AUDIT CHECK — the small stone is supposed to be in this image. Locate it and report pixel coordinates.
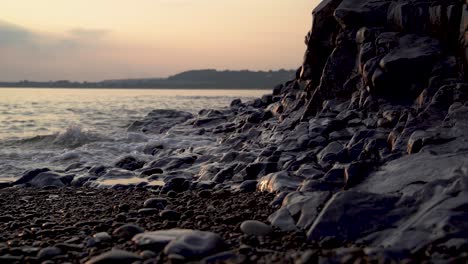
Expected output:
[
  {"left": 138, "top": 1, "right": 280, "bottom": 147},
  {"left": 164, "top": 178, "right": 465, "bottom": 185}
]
[
  {"left": 160, "top": 210, "right": 181, "bottom": 221},
  {"left": 132, "top": 229, "right": 193, "bottom": 251},
  {"left": 167, "top": 191, "right": 178, "bottom": 198},
  {"left": 112, "top": 224, "right": 144, "bottom": 240},
  {"left": 240, "top": 220, "right": 273, "bottom": 236},
  {"left": 138, "top": 208, "right": 159, "bottom": 215},
  {"left": 164, "top": 231, "right": 226, "bottom": 259},
  {"left": 37, "top": 246, "right": 62, "bottom": 259},
  {"left": 93, "top": 232, "right": 112, "bottom": 243},
  {"left": 143, "top": 197, "right": 168, "bottom": 209},
  {"left": 85, "top": 249, "right": 141, "bottom": 264}
]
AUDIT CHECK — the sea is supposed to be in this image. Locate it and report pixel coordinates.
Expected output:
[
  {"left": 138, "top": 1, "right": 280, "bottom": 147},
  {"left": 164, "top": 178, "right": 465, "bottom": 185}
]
[{"left": 0, "top": 88, "right": 268, "bottom": 183}]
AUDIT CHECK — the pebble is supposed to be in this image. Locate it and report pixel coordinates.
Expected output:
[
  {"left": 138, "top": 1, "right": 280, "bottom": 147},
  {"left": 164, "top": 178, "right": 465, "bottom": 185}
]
[
  {"left": 240, "top": 220, "right": 273, "bottom": 236},
  {"left": 132, "top": 229, "right": 193, "bottom": 251},
  {"left": 164, "top": 231, "right": 226, "bottom": 259},
  {"left": 143, "top": 197, "right": 168, "bottom": 209},
  {"left": 93, "top": 232, "right": 112, "bottom": 243},
  {"left": 112, "top": 224, "right": 144, "bottom": 240},
  {"left": 160, "top": 210, "right": 181, "bottom": 221},
  {"left": 37, "top": 246, "right": 62, "bottom": 259},
  {"left": 85, "top": 249, "right": 141, "bottom": 264}
]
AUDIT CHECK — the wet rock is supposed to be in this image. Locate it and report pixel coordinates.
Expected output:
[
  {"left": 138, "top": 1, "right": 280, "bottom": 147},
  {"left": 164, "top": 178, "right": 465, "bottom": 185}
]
[
  {"left": 128, "top": 109, "right": 193, "bottom": 134},
  {"left": 267, "top": 208, "right": 298, "bottom": 232},
  {"left": 114, "top": 156, "right": 145, "bottom": 171},
  {"left": 132, "top": 229, "right": 193, "bottom": 251},
  {"left": 258, "top": 171, "right": 301, "bottom": 193},
  {"left": 240, "top": 220, "right": 273, "bottom": 236},
  {"left": 317, "top": 142, "right": 345, "bottom": 163},
  {"left": 14, "top": 168, "right": 50, "bottom": 185},
  {"left": 29, "top": 172, "right": 65, "bottom": 187},
  {"left": 164, "top": 231, "right": 226, "bottom": 259},
  {"left": 237, "top": 180, "right": 258, "bottom": 193},
  {"left": 37, "top": 246, "right": 62, "bottom": 259},
  {"left": 160, "top": 210, "right": 181, "bottom": 221},
  {"left": 143, "top": 197, "right": 168, "bottom": 209},
  {"left": 93, "top": 232, "right": 112, "bottom": 243},
  {"left": 139, "top": 167, "right": 163, "bottom": 176},
  {"left": 85, "top": 249, "right": 141, "bottom": 264},
  {"left": 307, "top": 191, "right": 402, "bottom": 243},
  {"left": 113, "top": 224, "right": 144, "bottom": 240}
]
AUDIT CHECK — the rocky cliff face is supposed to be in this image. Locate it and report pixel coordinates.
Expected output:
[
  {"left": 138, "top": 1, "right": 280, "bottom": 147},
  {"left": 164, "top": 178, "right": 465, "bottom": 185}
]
[{"left": 266, "top": 0, "right": 468, "bottom": 256}]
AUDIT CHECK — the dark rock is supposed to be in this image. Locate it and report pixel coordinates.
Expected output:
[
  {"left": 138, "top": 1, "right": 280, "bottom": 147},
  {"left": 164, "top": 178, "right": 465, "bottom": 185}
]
[
  {"left": 240, "top": 220, "right": 273, "bottom": 236},
  {"left": 37, "top": 246, "right": 62, "bottom": 259},
  {"left": 164, "top": 231, "right": 226, "bottom": 259},
  {"left": 160, "top": 210, "right": 181, "bottom": 221},
  {"left": 237, "top": 180, "right": 258, "bottom": 193},
  {"left": 132, "top": 229, "right": 193, "bottom": 251},
  {"left": 307, "top": 191, "right": 403, "bottom": 243},
  {"left": 128, "top": 109, "right": 193, "bottom": 134},
  {"left": 112, "top": 224, "right": 144, "bottom": 240},
  {"left": 115, "top": 156, "right": 145, "bottom": 171},
  {"left": 139, "top": 167, "right": 163, "bottom": 176},
  {"left": 14, "top": 168, "right": 50, "bottom": 185},
  {"left": 85, "top": 249, "right": 141, "bottom": 264}
]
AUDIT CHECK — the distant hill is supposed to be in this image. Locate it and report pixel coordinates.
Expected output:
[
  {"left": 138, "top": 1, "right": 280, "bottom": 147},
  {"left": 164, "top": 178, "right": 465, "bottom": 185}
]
[{"left": 0, "top": 69, "right": 296, "bottom": 89}]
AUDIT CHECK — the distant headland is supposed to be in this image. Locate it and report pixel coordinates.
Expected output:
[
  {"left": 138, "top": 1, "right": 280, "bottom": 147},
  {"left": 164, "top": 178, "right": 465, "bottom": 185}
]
[{"left": 0, "top": 69, "right": 296, "bottom": 89}]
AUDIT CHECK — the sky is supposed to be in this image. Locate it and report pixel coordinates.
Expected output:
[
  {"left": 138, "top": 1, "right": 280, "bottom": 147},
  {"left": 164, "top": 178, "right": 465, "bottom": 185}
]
[{"left": 0, "top": 0, "right": 318, "bottom": 81}]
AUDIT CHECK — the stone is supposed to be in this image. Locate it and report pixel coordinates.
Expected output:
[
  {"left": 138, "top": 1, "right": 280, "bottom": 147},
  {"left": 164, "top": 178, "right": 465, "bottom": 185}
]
[
  {"left": 143, "top": 197, "right": 168, "bottom": 209},
  {"left": 317, "top": 141, "right": 344, "bottom": 163},
  {"left": 114, "top": 156, "right": 145, "bottom": 171},
  {"left": 127, "top": 109, "right": 193, "bottom": 134},
  {"left": 37, "top": 246, "right": 62, "bottom": 259},
  {"left": 14, "top": 168, "right": 50, "bottom": 185},
  {"left": 160, "top": 210, "right": 181, "bottom": 221},
  {"left": 85, "top": 249, "right": 141, "bottom": 264},
  {"left": 240, "top": 220, "right": 273, "bottom": 236},
  {"left": 307, "top": 191, "right": 402, "bottom": 243},
  {"left": 267, "top": 208, "right": 298, "bottom": 232},
  {"left": 29, "top": 172, "right": 65, "bottom": 187},
  {"left": 132, "top": 229, "right": 193, "bottom": 251},
  {"left": 164, "top": 231, "right": 226, "bottom": 259},
  {"left": 237, "top": 180, "right": 258, "bottom": 193},
  {"left": 93, "top": 232, "right": 112, "bottom": 243},
  {"left": 257, "top": 171, "right": 301, "bottom": 193},
  {"left": 112, "top": 224, "right": 144, "bottom": 240}
]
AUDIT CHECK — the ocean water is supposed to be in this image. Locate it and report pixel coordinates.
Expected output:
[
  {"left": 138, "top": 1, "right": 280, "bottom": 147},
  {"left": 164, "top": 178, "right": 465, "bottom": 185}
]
[{"left": 0, "top": 88, "right": 267, "bottom": 182}]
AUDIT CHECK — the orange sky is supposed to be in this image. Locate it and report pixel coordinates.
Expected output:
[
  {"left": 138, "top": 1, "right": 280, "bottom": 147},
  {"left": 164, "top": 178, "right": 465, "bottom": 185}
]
[{"left": 0, "top": 0, "right": 318, "bottom": 81}]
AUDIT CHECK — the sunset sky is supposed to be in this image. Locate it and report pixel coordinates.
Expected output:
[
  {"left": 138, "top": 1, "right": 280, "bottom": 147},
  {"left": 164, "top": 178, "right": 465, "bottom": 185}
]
[{"left": 0, "top": 0, "right": 318, "bottom": 81}]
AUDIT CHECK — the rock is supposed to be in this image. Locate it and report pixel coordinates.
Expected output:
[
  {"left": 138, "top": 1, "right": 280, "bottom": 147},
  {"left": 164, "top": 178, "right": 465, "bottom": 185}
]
[
  {"left": 160, "top": 210, "right": 181, "bottom": 221},
  {"left": 267, "top": 208, "right": 298, "bottom": 232},
  {"left": 93, "top": 232, "right": 112, "bottom": 243},
  {"left": 317, "top": 142, "right": 344, "bottom": 163},
  {"left": 37, "top": 246, "right": 62, "bottom": 259},
  {"left": 114, "top": 156, "right": 145, "bottom": 171},
  {"left": 29, "top": 172, "right": 65, "bottom": 187},
  {"left": 240, "top": 220, "right": 273, "bottom": 236},
  {"left": 112, "top": 224, "right": 144, "bottom": 240},
  {"left": 307, "top": 191, "right": 403, "bottom": 243},
  {"left": 143, "top": 197, "right": 168, "bottom": 209},
  {"left": 132, "top": 229, "right": 193, "bottom": 251},
  {"left": 14, "top": 168, "right": 50, "bottom": 185},
  {"left": 127, "top": 109, "right": 193, "bottom": 134},
  {"left": 237, "top": 180, "right": 258, "bottom": 193},
  {"left": 164, "top": 231, "right": 226, "bottom": 259},
  {"left": 258, "top": 171, "right": 302, "bottom": 193},
  {"left": 161, "top": 177, "right": 190, "bottom": 193},
  {"left": 139, "top": 167, "right": 163, "bottom": 176},
  {"left": 85, "top": 249, "right": 141, "bottom": 264}
]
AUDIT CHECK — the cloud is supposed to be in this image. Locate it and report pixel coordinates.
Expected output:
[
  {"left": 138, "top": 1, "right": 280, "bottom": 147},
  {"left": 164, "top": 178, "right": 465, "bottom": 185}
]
[
  {"left": 0, "top": 21, "right": 35, "bottom": 46},
  {"left": 69, "top": 28, "right": 110, "bottom": 39}
]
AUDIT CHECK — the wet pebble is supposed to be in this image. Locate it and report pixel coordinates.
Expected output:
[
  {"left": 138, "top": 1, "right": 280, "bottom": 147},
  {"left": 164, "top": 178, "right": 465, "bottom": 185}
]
[{"left": 240, "top": 220, "right": 273, "bottom": 236}]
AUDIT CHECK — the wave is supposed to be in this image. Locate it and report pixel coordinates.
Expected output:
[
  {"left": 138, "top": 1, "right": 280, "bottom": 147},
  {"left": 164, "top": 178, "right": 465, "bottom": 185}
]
[{"left": 2, "top": 125, "right": 104, "bottom": 149}]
